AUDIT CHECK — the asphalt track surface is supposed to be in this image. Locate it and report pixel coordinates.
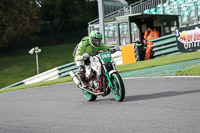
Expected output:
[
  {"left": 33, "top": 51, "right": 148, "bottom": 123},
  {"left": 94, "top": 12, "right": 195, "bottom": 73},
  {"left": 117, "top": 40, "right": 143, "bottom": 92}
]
[{"left": 0, "top": 77, "right": 200, "bottom": 133}]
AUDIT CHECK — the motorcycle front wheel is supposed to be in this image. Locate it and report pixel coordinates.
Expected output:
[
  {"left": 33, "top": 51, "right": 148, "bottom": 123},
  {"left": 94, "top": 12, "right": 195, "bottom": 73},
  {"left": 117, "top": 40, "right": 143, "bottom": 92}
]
[
  {"left": 111, "top": 73, "right": 125, "bottom": 102},
  {"left": 83, "top": 89, "right": 97, "bottom": 101}
]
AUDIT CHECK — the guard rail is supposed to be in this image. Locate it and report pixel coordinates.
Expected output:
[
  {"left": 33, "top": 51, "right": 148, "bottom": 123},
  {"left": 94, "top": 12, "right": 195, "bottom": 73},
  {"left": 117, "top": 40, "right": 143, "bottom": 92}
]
[{"left": 152, "top": 34, "right": 181, "bottom": 58}]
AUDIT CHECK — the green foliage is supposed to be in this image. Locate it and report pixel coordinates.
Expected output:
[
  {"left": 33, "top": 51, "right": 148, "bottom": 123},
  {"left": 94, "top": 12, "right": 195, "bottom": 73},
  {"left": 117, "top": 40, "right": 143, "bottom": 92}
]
[
  {"left": 0, "top": 0, "right": 139, "bottom": 48},
  {"left": 0, "top": 0, "right": 98, "bottom": 48},
  {"left": 0, "top": 0, "right": 41, "bottom": 47},
  {"left": 40, "top": 0, "right": 98, "bottom": 34}
]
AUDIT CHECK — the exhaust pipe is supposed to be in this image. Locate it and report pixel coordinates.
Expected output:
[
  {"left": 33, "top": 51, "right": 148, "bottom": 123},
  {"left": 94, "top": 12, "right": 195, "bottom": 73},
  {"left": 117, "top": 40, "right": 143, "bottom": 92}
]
[
  {"left": 79, "top": 85, "right": 104, "bottom": 95},
  {"left": 69, "top": 71, "right": 80, "bottom": 86}
]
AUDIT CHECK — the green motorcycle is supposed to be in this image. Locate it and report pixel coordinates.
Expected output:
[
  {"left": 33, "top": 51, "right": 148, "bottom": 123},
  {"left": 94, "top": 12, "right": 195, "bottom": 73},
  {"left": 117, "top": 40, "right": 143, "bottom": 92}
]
[{"left": 69, "top": 50, "right": 125, "bottom": 102}]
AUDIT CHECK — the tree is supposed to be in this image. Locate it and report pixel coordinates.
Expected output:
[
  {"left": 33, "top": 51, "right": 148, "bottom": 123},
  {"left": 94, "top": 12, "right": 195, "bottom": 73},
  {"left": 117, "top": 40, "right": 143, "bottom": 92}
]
[
  {"left": 0, "top": 0, "right": 99, "bottom": 48},
  {"left": 0, "top": 0, "right": 41, "bottom": 47},
  {"left": 40, "top": 0, "right": 98, "bottom": 34}
]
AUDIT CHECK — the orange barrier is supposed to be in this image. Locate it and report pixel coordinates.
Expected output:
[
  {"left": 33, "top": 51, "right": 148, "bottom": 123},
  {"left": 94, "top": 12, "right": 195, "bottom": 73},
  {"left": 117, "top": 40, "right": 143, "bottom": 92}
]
[{"left": 121, "top": 44, "right": 136, "bottom": 64}]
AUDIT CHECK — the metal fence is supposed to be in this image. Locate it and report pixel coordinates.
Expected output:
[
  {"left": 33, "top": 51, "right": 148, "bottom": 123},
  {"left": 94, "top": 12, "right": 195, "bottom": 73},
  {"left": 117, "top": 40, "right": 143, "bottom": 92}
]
[
  {"left": 88, "top": 0, "right": 200, "bottom": 45},
  {"left": 89, "top": 0, "right": 200, "bottom": 27},
  {"left": 129, "top": 0, "right": 167, "bottom": 14}
]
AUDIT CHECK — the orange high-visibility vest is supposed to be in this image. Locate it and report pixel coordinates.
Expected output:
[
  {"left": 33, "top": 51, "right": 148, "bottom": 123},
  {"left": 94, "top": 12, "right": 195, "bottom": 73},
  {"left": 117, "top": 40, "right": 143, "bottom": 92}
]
[
  {"left": 154, "top": 29, "right": 159, "bottom": 39},
  {"left": 144, "top": 29, "right": 159, "bottom": 60},
  {"left": 145, "top": 31, "right": 154, "bottom": 60},
  {"left": 145, "top": 45, "right": 153, "bottom": 60},
  {"left": 144, "top": 30, "right": 149, "bottom": 40},
  {"left": 146, "top": 31, "right": 154, "bottom": 45}
]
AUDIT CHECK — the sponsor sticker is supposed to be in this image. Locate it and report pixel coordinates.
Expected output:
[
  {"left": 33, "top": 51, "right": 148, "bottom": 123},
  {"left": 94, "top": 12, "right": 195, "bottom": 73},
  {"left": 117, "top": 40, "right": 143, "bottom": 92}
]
[
  {"left": 176, "top": 24, "right": 200, "bottom": 52},
  {"left": 100, "top": 52, "right": 112, "bottom": 62}
]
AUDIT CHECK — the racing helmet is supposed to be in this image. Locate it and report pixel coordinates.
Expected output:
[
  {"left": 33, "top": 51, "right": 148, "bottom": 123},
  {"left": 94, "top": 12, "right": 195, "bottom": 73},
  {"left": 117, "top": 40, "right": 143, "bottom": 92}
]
[{"left": 89, "top": 31, "right": 102, "bottom": 48}]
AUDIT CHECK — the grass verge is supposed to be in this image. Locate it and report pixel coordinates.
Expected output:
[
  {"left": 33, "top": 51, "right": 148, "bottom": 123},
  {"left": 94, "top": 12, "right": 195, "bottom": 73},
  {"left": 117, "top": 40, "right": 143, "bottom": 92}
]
[
  {"left": 176, "top": 64, "right": 200, "bottom": 76},
  {"left": 0, "top": 77, "right": 72, "bottom": 93},
  {"left": 117, "top": 51, "right": 200, "bottom": 73}
]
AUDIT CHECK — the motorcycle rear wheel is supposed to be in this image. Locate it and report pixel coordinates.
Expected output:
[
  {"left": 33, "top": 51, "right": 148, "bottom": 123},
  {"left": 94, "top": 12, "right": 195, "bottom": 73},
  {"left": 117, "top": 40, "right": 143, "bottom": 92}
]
[
  {"left": 111, "top": 73, "right": 125, "bottom": 102},
  {"left": 83, "top": 89, "right": 97, "bottom": 101}
]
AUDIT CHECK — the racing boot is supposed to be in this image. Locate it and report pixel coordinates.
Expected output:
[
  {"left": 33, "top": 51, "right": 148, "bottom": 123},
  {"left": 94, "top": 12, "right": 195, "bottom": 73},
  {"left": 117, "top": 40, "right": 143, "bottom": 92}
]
[
  {"left": 79, "top": 74, "right": 88, "bottom": 88},
  {"left": 78, "top": 65, "right": 88, "bottom": 88}
]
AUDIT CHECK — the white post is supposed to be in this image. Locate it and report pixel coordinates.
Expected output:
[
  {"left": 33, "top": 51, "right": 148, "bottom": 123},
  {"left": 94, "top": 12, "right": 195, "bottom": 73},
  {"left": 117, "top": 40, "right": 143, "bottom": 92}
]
[
  {"left": 98, "top": 0, "right": 105, "bottom": 43},
  {"left": 29, "top": 47, "right": 41, "bottom": 75},
  {"left": 36, "top": 52, "right": 39, "bottom": 74}
]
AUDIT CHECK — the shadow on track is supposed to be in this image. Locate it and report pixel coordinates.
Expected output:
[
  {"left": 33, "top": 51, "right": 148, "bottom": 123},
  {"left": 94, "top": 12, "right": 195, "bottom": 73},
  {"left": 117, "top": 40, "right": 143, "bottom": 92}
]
[
  {"left": 125, "top": 89, "right": 200, "bottom": 102},
  {"left": 98, "top": 89, "right": 200, "bottom": 102}
]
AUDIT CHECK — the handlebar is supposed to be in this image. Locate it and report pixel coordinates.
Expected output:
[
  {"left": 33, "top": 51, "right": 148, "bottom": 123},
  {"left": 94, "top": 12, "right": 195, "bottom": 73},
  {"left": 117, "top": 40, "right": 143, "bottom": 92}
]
[{"left": 90, "top": 49, "right": 121, "bottom": 56}]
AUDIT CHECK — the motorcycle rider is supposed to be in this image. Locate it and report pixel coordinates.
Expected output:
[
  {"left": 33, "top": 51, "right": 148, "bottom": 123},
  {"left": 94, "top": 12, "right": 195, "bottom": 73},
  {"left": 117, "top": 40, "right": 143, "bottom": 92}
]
[{"left": 74, "top": 30, "right": 120, "bottom": 87}]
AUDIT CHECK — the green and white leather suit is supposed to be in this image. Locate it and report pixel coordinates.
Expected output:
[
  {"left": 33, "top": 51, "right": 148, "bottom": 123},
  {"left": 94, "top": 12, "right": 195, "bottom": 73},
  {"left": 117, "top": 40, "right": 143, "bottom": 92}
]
[{"left": 74, "top": 36, "right": 109, "bottom": 63}]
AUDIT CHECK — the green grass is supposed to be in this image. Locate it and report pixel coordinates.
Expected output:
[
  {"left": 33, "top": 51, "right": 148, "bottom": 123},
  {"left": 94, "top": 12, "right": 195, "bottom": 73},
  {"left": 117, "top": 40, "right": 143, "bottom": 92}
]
[
  {"left": 176, "top": 64, "right": 200, "bottom": 76},
  {"left": 0, "top": 43, "right": 76, "bottom": 88},
  {"left": 117, "top": 51, "right": 200, "bottom": 73}
]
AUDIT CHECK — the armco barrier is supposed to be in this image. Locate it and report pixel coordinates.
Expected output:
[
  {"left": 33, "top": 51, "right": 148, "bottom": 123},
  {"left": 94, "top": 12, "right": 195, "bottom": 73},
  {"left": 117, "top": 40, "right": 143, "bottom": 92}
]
[
  {"left": 57, "top": 62, "right": 78, "bottom": 78},
  {"left": 23, "top": 68, "right": 59, "bottom": 84},
  {"left": 0, "top": 63, "right": 77, "bottom": 90},
  {"left": 152, "top": 34, "right": 181, "bottom": 58}
]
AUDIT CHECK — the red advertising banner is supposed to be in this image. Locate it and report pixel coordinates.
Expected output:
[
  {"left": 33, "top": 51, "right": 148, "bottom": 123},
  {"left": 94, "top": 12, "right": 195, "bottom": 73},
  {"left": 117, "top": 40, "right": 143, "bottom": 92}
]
[{"left": 175, "top": 24, "right": 200, "bottom": 52}]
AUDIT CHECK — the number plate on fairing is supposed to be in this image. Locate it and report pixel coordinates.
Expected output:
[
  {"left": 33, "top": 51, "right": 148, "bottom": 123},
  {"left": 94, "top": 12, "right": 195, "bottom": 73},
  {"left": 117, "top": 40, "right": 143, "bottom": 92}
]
[{"left": 100, "top": 52, "right": 112, "bottom": 63}]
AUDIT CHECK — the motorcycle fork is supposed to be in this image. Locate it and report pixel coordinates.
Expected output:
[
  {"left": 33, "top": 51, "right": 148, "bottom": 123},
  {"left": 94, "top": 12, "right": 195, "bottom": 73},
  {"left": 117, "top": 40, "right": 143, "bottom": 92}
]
[
  {"left": 102, "top": 76, "right": 106, "bottom": 93},
  {"left": 99, "top": 76, "right": 102, "bottom": 92},
  {"left": 105, "top": 72, "right": 114, "bottom": 88},
  {"left": 102, "top": 64, "right": 114, "bottom": 89}
]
